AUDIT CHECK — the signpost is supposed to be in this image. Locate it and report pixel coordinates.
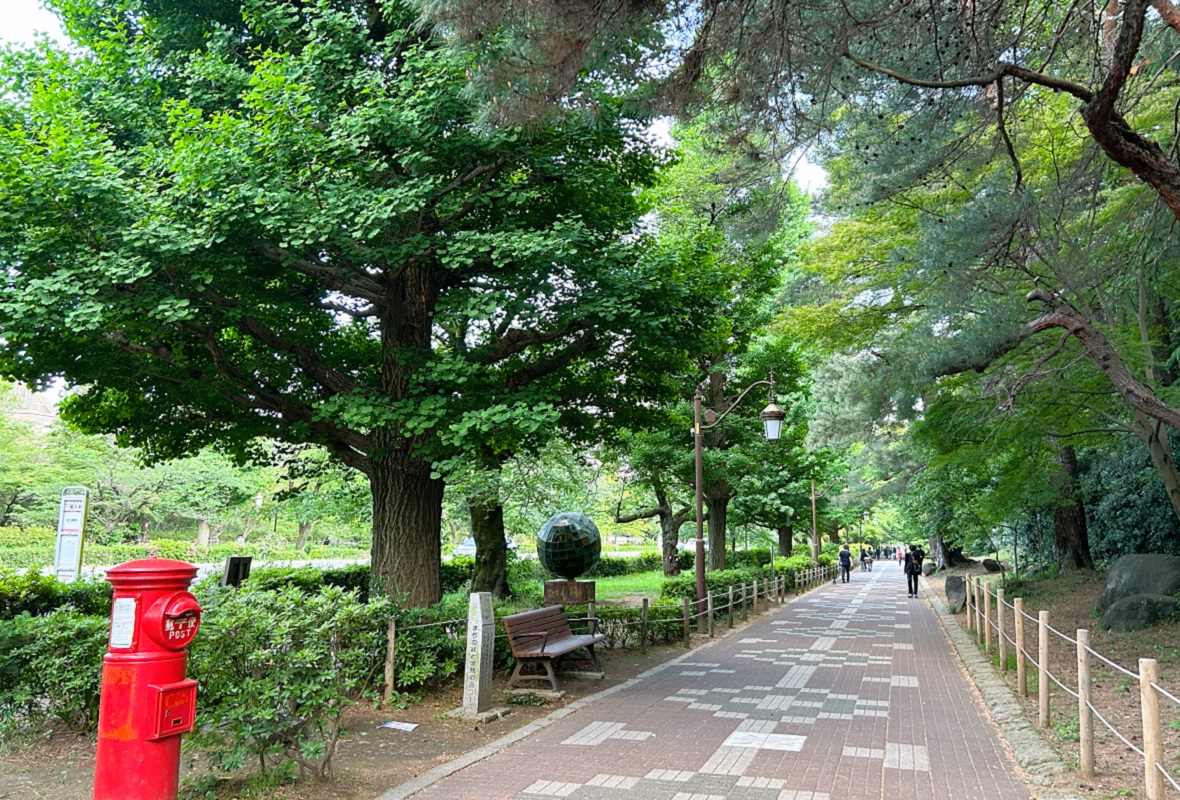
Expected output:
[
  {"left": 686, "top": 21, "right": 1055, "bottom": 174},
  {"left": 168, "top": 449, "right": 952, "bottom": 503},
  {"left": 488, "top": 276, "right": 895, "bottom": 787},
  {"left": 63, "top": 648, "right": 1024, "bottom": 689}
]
[
  {"left": 462, "top": 592, "right": 495, "bottom": 716},
  {"left": 53, "top": 486, "right": 89, "bottom": 583}
]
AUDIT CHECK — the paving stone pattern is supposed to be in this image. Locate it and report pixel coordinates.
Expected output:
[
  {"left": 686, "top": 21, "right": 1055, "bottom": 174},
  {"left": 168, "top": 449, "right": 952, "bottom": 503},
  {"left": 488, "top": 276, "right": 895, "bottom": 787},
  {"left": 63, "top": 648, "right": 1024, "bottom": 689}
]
[{"left": 406, "top": 566, "right": 1030, "bottom": 800}]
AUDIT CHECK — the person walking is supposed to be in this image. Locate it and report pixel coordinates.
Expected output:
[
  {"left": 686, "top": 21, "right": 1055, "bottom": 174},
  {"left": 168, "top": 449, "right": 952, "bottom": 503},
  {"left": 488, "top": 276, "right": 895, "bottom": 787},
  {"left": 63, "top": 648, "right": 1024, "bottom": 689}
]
[
  {"left": 904, "top": 544, "right": 923, "bottom": 597},
  {"left": 839, "top": 545, "right": 853, "bottom": 584},
  {"left": 859, "top": 547, "right": 868, "bottom": 571}
]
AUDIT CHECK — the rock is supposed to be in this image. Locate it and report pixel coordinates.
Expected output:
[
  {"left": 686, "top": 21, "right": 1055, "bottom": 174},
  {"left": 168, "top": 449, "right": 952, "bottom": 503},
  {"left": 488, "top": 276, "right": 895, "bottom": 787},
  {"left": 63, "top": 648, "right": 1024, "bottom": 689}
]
[
  {"left": 921, "top": 562, "right": 935, "bottom": 576},
  {"left": 1095, "top": 554, "right": 1180, "bottom": 615},
  {"left": 982, "top": 558, "right": 1004, "bottom": 573},
  {"left": 1101, "top": 594, "right": 1179, "bottom": 632},
  {"left": 945, "top": 576, "right": 967, "bottom": 612}
]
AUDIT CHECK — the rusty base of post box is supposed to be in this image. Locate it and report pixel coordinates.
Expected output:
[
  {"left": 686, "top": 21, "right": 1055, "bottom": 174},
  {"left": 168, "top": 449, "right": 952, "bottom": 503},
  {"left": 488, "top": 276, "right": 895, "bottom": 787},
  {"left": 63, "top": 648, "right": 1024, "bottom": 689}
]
[{"left": 543, "top": 580, "right": 595, "bottom": 606}]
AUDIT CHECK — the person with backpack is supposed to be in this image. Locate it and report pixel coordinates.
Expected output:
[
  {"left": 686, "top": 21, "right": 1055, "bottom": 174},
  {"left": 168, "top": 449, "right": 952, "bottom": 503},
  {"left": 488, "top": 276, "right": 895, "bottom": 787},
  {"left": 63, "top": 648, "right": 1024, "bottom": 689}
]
[
  {"left": 904, "top": 544, "right": 924, "bottom": 597},
  {"left": 839, "top": 544, "right": 853, "bottom": 583}
]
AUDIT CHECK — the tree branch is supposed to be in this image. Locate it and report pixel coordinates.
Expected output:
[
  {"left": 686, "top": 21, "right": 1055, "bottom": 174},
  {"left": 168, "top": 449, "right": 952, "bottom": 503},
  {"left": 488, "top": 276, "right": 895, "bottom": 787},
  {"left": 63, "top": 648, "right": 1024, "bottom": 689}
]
[
  {"left": 254, "top": 243, "right": 385, "bottom": 305},
  {"left": 505, "top": 333, "right": 599, "bottom": 390},
  {"left": 201, "top": 289, "right": 359, "bottom": 396},
  {"left": 1154, "top": 0, "right": 1180, "bottom": 34},
  {"left": 841, "top": 48, "right": 1094, "bottom": 101},
  {"left": 1026, "top": 288, "right": 1180, "bottom": 431},
  {"left": 1089, "top": 0, "right": 1149, "bottom": 128}
]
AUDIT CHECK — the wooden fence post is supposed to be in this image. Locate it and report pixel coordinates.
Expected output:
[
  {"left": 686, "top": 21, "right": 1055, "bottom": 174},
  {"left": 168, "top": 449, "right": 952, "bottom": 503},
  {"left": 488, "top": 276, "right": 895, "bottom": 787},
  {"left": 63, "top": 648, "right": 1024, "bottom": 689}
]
[
  {"left": 984, "top": 585, "right": 992, "bottom": 653},
  {"left": 682, "top": 597, "right": 691, "bottom": 648},
  {"left": 707, "top": 592, "right": 715, "bottom": 638},
  {"left": 1077, "top": 629, "right": 1094, "bottom": 780},
  {"left": 1038, "top": 610, "right": 1050, "bottom": 728},
  {"left": 1015, "top": 597, "right": 1027, "bottom": 697},
  {"left": 1140, "top": 658, "right": 1165, "bottom": 800},
  {"left": 588, "top": 600, "right": 596, "bottom": 626},
  {"left": 741, "top": 582, "right": 748, "bottom": 621},
  {"left": 640, "top": 598, "right": 649, "bottom": 654},
  {"left": 966, "top": 576, "right": 974, "bottom": 626},
  {"left": 728, "top": 585, "right": 735, "bottom": 628},
  {"left": 975, "top": 580, "right": 984, "bottom": 645},
  {"left": 752, "top": 579, "right": 759, "bottom": 614},
  {"left": 997, "top": 588, "right": 1007, "bottom": 671},
  {"left": 382, "top": 618, "right": 397, "bottom": 705}
]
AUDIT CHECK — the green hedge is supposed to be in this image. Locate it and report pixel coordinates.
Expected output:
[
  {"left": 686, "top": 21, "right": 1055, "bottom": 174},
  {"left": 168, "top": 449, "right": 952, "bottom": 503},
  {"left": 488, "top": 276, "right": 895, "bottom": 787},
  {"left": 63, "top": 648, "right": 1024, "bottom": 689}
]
[
  {"left": 0, "top": 570, "right": 113, "bottom": 620},
  {"left": 0, "top": 526, "right": 56, "bottom": 549},
  {"left": 0, "top": 610, "right": 109, "bottom": 736},
  {"left": 0, "top": 539, "right": 367, "bottom": 569},
  {"left": 659, "top": 565, "right": 781, "bottom": 601}
]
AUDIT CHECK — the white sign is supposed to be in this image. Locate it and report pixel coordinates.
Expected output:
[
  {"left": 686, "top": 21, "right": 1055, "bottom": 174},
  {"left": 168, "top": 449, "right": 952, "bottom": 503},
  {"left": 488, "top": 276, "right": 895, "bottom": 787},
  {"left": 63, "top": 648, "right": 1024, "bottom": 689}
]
[
  {"left": 462, "top": 592, "right": 495, "bottom": 715},
  {"left": 53, "top": 487, "right": 89, "bottom": 583},
  {"left": 109, "top": 597, "right": 137, "bottom": 649}
]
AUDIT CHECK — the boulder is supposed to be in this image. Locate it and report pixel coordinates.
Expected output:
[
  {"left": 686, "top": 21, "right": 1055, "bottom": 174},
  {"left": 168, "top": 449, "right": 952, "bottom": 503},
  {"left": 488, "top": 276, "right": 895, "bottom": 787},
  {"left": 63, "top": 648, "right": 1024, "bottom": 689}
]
[
  {"left": 1095, "top": 554, "right": 1180, "bottom": 616},
  {"left": 945, "top": 576, "right": 967, "bottom": 612},
  {"left": 1101, "top": 594, "right": 1179, "bottom": 632},
  {"left": 982, "top": 558, "right": 1004, "bottom": 573},
  {"left": 921, "top": 562, "right": 935, "bottom": 577}
]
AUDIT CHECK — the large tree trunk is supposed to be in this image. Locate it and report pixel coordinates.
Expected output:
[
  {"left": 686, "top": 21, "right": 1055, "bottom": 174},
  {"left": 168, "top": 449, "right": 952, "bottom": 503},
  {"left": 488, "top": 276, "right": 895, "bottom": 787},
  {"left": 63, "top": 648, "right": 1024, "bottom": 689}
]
[
  {"left": 706, "top": 494, "right": 728, "bottom": 571},
  {"left": 370, "top": 454, "right": 444, "bottom": 607},
  {"left": 470, "top": 498, "right": 511, "bottom": 598},
  {"left": 777, "top": 524, "right": 793, "bottom": 557},
  {"left": 296, "top": 520, "right": 315, "bottom": 550},
  {"left": 196, "top": 519, "right": 210, "bottom": 548},
  {"left": 370, "top": 261, "right": 446, "bottom": 607},
  {"left": 932, "top": 536, "right": 969, "bottom": 569},
  {"left": 660, "top": 513, "right": 682, "bottom": 576},
  {"left": 1051, "top": 444, "right": 1094, "bottom": 571}
]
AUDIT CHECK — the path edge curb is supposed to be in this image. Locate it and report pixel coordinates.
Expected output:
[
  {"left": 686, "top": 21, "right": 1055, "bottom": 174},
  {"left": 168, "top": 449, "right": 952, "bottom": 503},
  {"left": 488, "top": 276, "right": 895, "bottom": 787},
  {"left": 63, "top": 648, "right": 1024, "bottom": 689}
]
[
  {"left": 374, "top": 587, "right": 810, "bottom": 800},
  {"left": 920, "top": 576, "right": 1081, "bottom": 800}
]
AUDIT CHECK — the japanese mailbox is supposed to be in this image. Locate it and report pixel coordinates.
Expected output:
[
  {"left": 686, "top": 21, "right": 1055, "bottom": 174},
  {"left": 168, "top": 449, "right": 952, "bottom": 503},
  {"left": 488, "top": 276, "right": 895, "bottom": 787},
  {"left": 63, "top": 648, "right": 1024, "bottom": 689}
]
[{"left": 94, "top": 558, "right": 201, "bottom": 800}]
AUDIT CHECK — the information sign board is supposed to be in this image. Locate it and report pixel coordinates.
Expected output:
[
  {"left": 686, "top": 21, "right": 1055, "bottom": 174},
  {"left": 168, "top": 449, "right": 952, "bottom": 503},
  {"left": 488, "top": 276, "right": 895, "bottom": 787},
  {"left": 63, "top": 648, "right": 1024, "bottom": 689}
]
[{"left": 53, "top": 486, "right": 90, "bottom": 583}]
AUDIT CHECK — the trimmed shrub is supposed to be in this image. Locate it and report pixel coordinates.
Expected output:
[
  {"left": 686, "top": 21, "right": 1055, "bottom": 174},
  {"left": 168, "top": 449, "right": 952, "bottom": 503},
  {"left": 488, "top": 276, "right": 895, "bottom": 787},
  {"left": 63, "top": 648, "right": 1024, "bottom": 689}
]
[
  {"left": 440, "top": 557, "right": 474, "bottom": 592},
  {"left": 0, "top": 570, "right": 113, "bottom": 620},
  {"left": 189, "top": 584, "right": 392, "bottom": 778},
  {"left": 0, "top": 610, "right": 109, "bottom": 736}
]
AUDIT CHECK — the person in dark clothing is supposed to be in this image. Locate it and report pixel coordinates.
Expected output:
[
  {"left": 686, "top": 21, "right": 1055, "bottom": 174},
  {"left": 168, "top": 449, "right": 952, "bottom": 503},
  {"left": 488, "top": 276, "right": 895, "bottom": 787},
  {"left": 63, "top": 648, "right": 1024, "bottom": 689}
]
[
  {"left": 904, "top": 544, "right": 924, "bottom": 597},
  {"left": 839, "top": 545, "right": 853, "bottom": 583}
]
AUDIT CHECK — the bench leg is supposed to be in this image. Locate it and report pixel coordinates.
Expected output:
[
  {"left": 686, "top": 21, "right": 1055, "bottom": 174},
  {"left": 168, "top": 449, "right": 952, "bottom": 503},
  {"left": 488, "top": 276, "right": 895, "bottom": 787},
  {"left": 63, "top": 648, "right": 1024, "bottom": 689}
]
[
  {"left": 587, "top": 644, "right": 602, "bottom": 672},
  {"left": 509, "top": 659, "right": 560, "bottom": 692}
]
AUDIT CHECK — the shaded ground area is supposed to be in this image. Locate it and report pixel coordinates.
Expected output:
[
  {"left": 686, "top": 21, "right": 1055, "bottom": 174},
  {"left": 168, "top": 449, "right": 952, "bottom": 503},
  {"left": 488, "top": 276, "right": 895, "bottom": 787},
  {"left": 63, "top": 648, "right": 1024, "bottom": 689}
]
[
  {"left": 0, "top": 644, "right": 687, "bottom": 800},
  {"left": 928, "top": 563, "right": 1180, "bottom": 800}
]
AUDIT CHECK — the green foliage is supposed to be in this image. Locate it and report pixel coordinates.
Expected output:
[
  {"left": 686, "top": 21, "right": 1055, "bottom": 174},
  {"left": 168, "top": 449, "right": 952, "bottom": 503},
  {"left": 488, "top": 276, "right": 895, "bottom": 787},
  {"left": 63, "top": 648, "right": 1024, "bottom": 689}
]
[
  {"left": 0, "top": 570, "right": 112, "bottom": 619},
  {"left": 0, "top": 610, "right": 108, "bottom": 736},
  {"left": 0, "top": 526, "right": 55, "bottom": 549},
  {"left": 440, "top": 557, "right": 475, "bottom": 593},
  {"left": 659, "top": 565, "right": 776, "bottom": 601},
  {"left": 189, "top": 584, "right": 391, "bottom": 778}
]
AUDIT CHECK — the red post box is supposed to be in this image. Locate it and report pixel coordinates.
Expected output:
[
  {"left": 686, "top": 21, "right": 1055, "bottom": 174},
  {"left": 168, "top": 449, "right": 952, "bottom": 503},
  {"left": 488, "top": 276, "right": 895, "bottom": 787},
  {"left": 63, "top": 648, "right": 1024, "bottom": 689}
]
[{"left": 94, "top": 558, "right": 201, "bottom": 800}]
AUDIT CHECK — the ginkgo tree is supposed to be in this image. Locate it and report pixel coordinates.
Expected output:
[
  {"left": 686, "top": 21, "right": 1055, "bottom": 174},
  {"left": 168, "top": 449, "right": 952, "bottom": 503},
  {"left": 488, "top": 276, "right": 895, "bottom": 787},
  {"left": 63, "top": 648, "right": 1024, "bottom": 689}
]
[{"left": 0, "top": 0, "right": 713, "bottom": 604}]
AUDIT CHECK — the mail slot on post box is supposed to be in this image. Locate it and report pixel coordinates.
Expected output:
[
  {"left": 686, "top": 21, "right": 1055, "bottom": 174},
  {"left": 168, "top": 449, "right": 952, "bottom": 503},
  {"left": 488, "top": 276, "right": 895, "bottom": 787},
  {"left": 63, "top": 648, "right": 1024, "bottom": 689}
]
[
  {"left": 150, "top": 679, "right": 198, "bottom": 739},
  {"left": 95, "top": 558, "right": 201, "bottom": 800}
]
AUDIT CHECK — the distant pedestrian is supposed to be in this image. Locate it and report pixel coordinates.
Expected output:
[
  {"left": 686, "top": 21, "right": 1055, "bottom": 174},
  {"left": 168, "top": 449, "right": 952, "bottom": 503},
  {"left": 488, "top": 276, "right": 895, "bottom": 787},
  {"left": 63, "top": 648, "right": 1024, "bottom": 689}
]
[
  {"left": 904, "top": 545, "right": 924, "bottom": 597},
  {"left": 839, "top": 545, "right": 852, "bottom": 583},
  {"left": 859, "top": 547, "right": 868, "bottom": 571}
]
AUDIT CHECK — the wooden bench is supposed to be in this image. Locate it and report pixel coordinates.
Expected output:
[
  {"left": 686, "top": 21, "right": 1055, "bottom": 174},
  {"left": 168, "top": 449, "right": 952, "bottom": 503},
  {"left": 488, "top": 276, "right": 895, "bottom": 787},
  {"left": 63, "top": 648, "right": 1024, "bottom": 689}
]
[{"left": 502, "top": 605, "right": 606, "bottom": 691}]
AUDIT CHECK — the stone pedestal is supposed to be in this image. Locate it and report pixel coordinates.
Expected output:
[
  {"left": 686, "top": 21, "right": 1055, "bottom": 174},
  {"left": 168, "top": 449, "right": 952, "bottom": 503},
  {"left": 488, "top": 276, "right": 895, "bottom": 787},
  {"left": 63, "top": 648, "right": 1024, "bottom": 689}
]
[{"left": 544, "top": 579, "right": 596, "bottom": 606}]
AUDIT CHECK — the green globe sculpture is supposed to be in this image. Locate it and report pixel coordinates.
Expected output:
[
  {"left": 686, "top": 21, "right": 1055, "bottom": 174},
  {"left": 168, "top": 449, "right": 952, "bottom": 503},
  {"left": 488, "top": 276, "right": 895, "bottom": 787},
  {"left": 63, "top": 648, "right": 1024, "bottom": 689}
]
[{"left": 537, "top": 512, "right": 602, "bottom": 580}]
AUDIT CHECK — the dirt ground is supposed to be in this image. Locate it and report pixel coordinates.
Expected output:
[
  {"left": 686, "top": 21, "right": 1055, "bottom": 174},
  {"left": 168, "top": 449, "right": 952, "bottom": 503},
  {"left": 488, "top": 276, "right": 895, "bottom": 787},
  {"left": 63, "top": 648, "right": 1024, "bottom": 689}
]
[
  {"left": 0, "top": 644, "right": 687, "bottom": 800},
  {"left": 927, "top": 563, "right": 1180, "bottom": 800}
]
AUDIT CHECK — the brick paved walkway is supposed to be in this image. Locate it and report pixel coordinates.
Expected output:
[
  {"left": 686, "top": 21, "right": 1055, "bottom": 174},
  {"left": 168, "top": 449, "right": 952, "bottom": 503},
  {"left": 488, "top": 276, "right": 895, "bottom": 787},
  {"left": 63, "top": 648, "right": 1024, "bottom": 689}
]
[{"left": 399, "top": 565, "right": 1031, "bottom": 800}]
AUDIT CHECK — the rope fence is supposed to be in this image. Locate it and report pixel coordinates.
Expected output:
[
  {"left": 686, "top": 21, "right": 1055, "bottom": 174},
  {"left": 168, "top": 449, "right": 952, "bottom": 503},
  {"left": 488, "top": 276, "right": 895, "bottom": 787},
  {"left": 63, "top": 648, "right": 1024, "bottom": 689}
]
[
  {"left": 962, "top": 574, "right": 1179, "bottom": 798},
  {"left": 383, "top": 567, "right": 831, "bottom": 703}
]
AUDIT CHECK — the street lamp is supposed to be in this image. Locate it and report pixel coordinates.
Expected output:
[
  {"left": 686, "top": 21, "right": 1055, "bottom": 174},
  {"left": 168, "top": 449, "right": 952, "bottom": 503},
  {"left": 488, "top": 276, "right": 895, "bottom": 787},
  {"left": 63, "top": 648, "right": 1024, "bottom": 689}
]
[{"left": 692, "top": 371, "right": 785, "bottom": 613}]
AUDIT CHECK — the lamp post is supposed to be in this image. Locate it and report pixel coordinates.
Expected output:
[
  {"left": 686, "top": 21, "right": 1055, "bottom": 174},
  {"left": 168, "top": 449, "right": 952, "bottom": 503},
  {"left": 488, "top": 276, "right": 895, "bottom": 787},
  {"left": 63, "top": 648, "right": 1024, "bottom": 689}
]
[{"left": 692, "top": 372, "right": 785, "bottom": 613}]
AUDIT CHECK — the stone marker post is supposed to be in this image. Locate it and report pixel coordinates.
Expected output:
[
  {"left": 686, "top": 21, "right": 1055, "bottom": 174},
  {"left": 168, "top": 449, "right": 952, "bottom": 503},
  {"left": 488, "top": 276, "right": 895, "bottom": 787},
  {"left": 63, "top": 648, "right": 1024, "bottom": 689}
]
[{"left": 463, "top": 592, "right": 495, "bottom": 716}]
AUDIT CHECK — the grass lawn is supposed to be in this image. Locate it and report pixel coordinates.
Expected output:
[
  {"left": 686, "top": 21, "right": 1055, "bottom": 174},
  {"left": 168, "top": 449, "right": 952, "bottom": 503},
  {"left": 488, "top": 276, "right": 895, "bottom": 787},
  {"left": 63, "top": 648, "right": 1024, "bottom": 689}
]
[{"left": 594, "top": 570, "right": 666, "bottom": 601}]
